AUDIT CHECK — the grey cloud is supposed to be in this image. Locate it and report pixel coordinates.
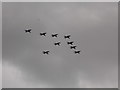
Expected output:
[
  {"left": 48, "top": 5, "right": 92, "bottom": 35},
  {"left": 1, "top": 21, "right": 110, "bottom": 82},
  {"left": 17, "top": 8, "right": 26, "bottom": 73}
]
[{"left": 2, "top": 2, "right": 118, "bottom": 88}]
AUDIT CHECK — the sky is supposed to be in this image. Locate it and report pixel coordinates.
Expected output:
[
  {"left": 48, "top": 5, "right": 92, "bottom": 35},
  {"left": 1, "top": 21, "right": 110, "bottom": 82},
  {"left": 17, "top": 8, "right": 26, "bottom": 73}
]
[
  {"left": 1, "top": 0, "right": 120, "bottom": 2},
  {"left": 0, "top": 1, "right": 2, "bottom": 89},
  {"left": 2, "top": 2, "right": 118, "bottom": 88}
]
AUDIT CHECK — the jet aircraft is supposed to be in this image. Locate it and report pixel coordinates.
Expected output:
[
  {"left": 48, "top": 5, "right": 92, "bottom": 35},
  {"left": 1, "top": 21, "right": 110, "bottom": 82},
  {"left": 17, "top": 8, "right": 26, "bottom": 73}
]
[
  {"left": 67, "top": 41, "right": 74, "bottom": 45},
  {"left": 52, "top": 34, "right": 58, "bottom": 37},
  {"left": 25, "top": 29, "right": 32, "bottom": 33},
  {"left": 54, "top": 42, "right": 61, "bottom": 46},
  {"left": 64, "top": 35, "right": 71, "bottom": 39},
  {"left": 74, "top": 50, "right": 81, "bottom": 54},
  {"left": 40, "top": 32, "right": 47, "bottom": 36},
  {"left": 43, "top": 50, "right": 49, "bottom": 55},
  {"left": 70, "top": 46, "right": 77, "bottom": 49}
]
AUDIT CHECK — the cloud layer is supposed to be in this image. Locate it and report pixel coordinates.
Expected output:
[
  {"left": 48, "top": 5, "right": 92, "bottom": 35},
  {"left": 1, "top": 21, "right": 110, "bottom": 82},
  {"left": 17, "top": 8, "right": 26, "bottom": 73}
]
[{"left": 2, "top": 2, "right": 118, "bottom": 88}]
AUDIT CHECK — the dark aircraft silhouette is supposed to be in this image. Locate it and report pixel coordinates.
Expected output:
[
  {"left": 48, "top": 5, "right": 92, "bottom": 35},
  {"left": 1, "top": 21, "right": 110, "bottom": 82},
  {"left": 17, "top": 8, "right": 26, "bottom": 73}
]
[
  {"left": 64, "top": 35, "right": 71, "bottom": 39},
  {"left": 43, "top": 50, "right": 49, "bottom": 55},
  {"left": 74, "top": 50, "right": 81, "bottom": 54},
  {"left": 52, "top": 34, "right": 58, "bottom": 37},
  {"left": 70, "top": 46, "right": 77, "bottom": 49},
  {"left": 25, "top": 29, "right": 32, "bottom": 33},
  {"left": 40, "top": 32, "right": 46, "bottom": 36},
  {"left": 67, "top": 41, "right": 74, "bottom": 45},
  {"left": 54, "top": 42, "right": 61, "bottom": 46}
]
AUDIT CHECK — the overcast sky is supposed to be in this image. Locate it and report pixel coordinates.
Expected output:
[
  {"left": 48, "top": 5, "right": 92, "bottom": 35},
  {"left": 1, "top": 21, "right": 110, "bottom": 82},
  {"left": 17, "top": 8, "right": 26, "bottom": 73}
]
[{"left": 2, "top": 2, "right": 118, "bottom": 88}]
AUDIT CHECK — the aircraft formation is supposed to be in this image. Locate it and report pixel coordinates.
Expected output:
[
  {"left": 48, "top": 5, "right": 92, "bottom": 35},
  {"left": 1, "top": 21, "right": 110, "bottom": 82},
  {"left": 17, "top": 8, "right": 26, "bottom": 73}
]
[{"left": 25, "top": 28, "right": 81, "bottom": 55}]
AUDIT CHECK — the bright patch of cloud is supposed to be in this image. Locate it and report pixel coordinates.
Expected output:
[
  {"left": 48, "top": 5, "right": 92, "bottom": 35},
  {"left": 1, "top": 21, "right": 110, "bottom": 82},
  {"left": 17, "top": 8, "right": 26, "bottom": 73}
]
[
  {"left": 0, "top": 62, "right": 2, "bottom": 89},
  {"left": 77, "top": 68, "right": 118, "bottom": 88},
  {"left": 2, "top": 61, "right": 53, "bottom": 88}
]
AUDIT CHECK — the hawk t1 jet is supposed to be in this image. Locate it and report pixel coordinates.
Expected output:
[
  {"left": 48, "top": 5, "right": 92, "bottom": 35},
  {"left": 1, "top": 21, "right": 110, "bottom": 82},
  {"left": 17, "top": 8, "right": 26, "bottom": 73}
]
[
  {"left": 40, "top": 32, "right": 47, "bottom": 36},
  {"left": 54, "top": 42, "right": 61, "bottom": 46},
  {"left": 25, "top": 28, "right": 32, "bottom": 33},
  {"left": 64, "top": 35, "right": 71, "bottom": 39},
  {"left": 70, "top": 46, "right": 77, "bottom": 49},
  {"left": 43, "top": 50, "right": 49, "bottom": 55},
  {"left": 52, "top": 34, "right": 58, "bottom": 37},
  {"left": 74, "top": 50, "right": 81, "bottom": 54},
  {"left": 67, "top": 41, "right": 74, "bottom": 45}
]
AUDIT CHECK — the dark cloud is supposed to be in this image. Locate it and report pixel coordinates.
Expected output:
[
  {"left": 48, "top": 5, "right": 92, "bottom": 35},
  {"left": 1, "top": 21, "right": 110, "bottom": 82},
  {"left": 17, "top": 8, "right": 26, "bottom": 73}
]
[{"left": 2, "top": 2, "right": 118, "bottom": 88}]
